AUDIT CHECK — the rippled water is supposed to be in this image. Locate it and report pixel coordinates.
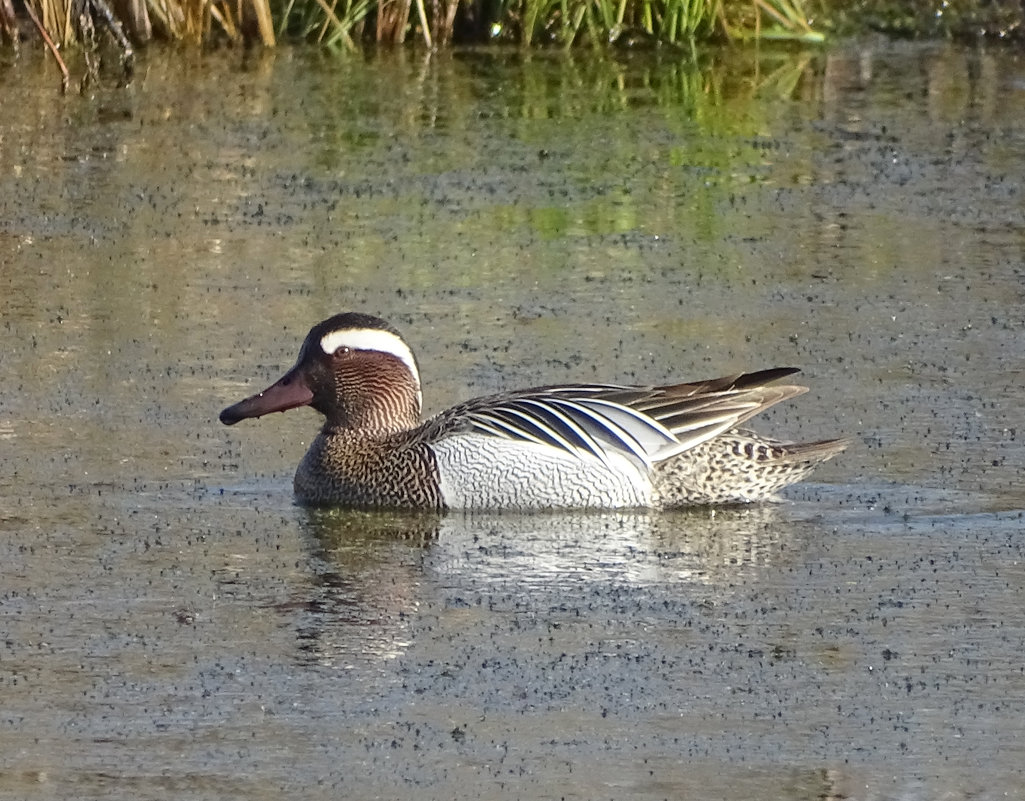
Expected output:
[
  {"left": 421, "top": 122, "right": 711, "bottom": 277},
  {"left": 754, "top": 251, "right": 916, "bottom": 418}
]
[{"left": 2, "top": 40, "right": 1024, "bottom": 799}]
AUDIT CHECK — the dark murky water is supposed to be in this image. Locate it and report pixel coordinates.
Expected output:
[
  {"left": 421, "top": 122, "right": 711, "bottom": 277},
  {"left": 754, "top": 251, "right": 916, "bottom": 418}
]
[{"left": 2, "top": 40, "right": 1025, "bottom": 799}]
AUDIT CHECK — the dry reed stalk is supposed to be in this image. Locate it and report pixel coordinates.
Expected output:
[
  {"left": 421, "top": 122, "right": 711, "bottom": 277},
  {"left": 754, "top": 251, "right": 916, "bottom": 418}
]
[
  {"left": 413, "top": 0, "right": 432, "bottom": 45},
  {"left": 0, "top": 0, "right": 18, "bottom": 40},
  {"left": 425, "top": 0, "right": 456, "bottom": 44},
  {"left": 29, "top": 0, "right": 68, "bottom": 45},
  {"left": 24, "top": 0, "right": 69, "bottom": 90},
  {"left": 247, "top": 0, "right": 276, "bottom": 44},
  {"left": 209, "top": 0, "right": 240, "bottom": 38},
  {"left": 376, "top": 0, "right": 413, "bottom": 41}
]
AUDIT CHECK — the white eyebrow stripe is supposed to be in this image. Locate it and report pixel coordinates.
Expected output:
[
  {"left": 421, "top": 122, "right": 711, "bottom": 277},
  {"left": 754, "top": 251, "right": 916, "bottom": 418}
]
[{"left": 320, "top": 328, "right": 421, "bottom": 386}]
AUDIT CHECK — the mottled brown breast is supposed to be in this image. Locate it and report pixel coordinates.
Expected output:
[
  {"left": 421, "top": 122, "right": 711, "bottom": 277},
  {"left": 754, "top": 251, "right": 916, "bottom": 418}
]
[{"left": 293, "top": 430, "right": 444, "bottom": 509}]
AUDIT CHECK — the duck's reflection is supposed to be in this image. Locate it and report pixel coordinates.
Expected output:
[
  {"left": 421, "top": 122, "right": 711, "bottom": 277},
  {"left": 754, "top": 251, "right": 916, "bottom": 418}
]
[
  {"left": 430, "top": 503, "right": 814, "bottom": 587},
  {"left": 282, "top": 508, "right": 440, "bottom": 667},
  {"left": 284, "top": 502, "right": 822, "bottom": 668}
]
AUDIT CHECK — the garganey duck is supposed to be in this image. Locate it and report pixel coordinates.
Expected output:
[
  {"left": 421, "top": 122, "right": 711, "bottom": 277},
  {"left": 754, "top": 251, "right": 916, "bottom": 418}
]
[{"left": 219, "top": 312, "right": 847, "bottom": 510}]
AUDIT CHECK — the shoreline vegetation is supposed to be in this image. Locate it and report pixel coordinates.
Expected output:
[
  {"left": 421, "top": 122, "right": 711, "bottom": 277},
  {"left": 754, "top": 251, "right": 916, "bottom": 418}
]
[{"left": 1, "top": 0, "right": 1022, "bottom": 90}]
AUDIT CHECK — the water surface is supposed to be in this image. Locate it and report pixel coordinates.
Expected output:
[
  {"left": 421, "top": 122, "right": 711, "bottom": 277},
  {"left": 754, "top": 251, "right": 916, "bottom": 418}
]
[{"left": 2, "top": 40, "right": 1024, "bottom": 800}]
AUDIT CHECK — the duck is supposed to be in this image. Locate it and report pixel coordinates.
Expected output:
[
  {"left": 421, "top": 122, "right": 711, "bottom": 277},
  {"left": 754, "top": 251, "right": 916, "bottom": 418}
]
[{"left": 219, "top": 312, "right": 848, "bottom": 511}]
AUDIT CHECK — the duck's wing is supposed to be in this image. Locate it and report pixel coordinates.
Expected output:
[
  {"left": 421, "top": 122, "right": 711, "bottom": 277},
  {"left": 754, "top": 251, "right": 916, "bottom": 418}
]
[{"left": 420, "top": 368, "right": 808, "bottom": 471}]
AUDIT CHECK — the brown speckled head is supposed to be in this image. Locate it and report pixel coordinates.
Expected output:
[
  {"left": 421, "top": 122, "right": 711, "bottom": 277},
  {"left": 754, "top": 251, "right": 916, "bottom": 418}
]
[{"left": 220, "top": 312, "right": 422, "bottom": 433}]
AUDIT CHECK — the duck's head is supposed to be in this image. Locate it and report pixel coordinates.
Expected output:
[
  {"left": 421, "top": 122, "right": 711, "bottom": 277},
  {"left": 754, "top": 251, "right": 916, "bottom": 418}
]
[{"left": 219, "top": 312, "right": 422, "bottom": 432}]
